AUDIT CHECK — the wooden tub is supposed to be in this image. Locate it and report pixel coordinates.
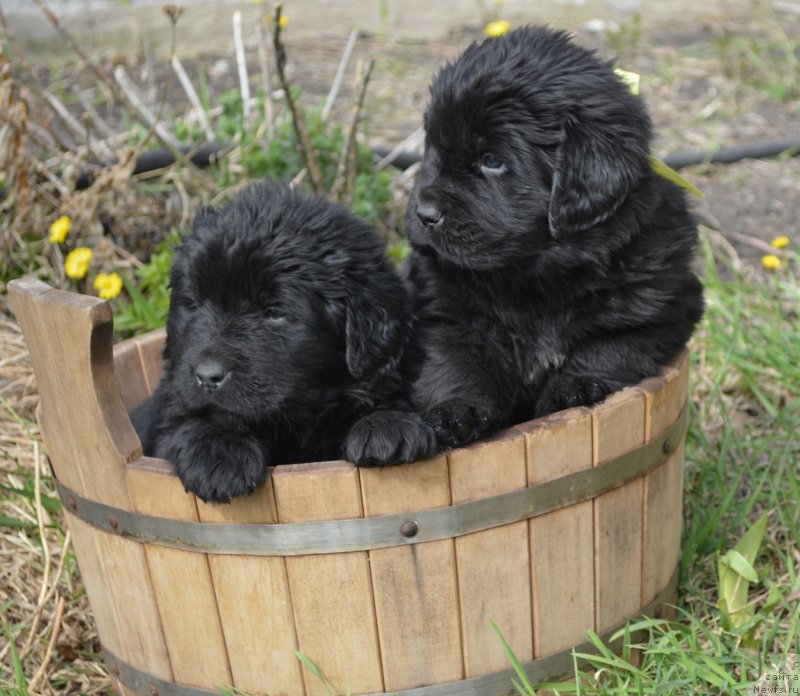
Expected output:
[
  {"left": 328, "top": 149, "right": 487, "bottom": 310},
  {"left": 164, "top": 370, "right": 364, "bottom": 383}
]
[{"left": 10, "top": 278, "right": 689, "bottom": 696}]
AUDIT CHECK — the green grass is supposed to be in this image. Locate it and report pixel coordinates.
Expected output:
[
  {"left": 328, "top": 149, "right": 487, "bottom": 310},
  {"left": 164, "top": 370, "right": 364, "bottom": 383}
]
[{"left": 496, "top": 238, "right": 800, "bottom": 694}]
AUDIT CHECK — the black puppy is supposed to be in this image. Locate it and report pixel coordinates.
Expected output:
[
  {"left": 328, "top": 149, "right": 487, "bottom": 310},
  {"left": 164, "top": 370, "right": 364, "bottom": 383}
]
[
  {"left": 403, "top": 26, "right": 704, "bottom": 449},
  {"left": 133, "top": 183, "right": 434, "bottom": 502}
]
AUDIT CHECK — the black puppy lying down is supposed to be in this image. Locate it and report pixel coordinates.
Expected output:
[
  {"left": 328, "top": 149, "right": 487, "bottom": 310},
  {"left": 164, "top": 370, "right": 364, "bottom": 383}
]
[
  {"left": 133, "top": 183, "right": 434, "bottom": 502},
  {"left": 399, "top": 26, "right": 704, "bottom": 450}
]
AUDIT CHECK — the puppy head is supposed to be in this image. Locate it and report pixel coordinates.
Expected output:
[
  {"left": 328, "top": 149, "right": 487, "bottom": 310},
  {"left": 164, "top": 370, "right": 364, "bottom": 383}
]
[
  {"left": 407, "top": 26, "right": 652, "bottom": 269},
  {"left": 165, "top": 183, "right": 410, "bottom": 418}
]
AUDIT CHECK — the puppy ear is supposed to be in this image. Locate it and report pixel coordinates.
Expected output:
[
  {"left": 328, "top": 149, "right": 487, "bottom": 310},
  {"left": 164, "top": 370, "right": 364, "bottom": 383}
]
[
  {"left": 345, "top": 284, "right": 410, "bottom": 385},
  {"left": 548, "top": 118, "right": 646, "bottom": 238}
]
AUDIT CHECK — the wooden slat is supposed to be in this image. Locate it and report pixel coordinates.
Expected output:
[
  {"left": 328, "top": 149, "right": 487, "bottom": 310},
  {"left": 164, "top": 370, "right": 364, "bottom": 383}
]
[
  {"left": 10, "top": 279, "right": 172, "bottom": 679},
  {"left": 641, "top": 349, "right": 690, "bottom": 606},
  {"left": 127, "top": 459, "right": 233, "bottom": 689},
  {"left": 197, "top": 479, "right": 305, "bottom": 696},
  {"left": 592, "top": 387, "right": 646, "bottom": 634},
  {"left": 274, "top": 461, "right": 382, "bottom": 696},
  {"left": 113, "top": 341, "right": 150, "bottom": 414},
  {"left": 519, "top": 407, "right": 594, "bottom": 658},
  {"left": 448, "top": 429, "right": 531, "bottom": 676},
  {"left": 359, "top": 457, "right": 462, "bottom": 692},
  {"left": 133, "top": 329, "right": 166, "bottom": 395}
]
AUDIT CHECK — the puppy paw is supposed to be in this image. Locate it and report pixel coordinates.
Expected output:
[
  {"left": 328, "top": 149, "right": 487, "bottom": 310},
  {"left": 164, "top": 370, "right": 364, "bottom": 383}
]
[
  {"left": 540, "top": 375, "right": 610, "bottom": 414},
  {"left": 425, "top": 399, "right": 498, "bottom": 449},
  {"left": 344, "top": 410, "right": 438, "bottom": 466},
  {"left": 172, "top": 432, "right": 269, "bottom": 504}
]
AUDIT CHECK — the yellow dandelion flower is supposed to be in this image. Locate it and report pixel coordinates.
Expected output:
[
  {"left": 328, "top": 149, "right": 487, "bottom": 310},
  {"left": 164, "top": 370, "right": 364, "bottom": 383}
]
[
  {"left": 93, "top": 272, "right": 123, "bottom": 300},
  {"left": 771, "top": 235, "right": 790, "bottom": 249},
  {"left": 64, "top": 247, "right": 93, "bottom": 279},
  {"left": 761, "top": 254, "right": 782, "bottom": 270},
  {"left": 49, "top": 215, "right": 71, "bottom": 244},
  {"left": 266, "top": 12, "right": 288, "bottom": 26},
  {"left": 485, "top": 20, "right": 511, "bottom": 37}
]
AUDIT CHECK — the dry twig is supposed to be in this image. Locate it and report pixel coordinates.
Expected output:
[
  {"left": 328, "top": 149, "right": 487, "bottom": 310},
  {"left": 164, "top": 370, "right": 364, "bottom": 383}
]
[
  {"left": 331, "top": 59, "right": 374, "bottom": 202},
  {"left": 233, "top": 11, "right": 252, "bottom": 121},
  {"left": 256, "top": 21, "right": 275, "bottom": 140},
  {"left": 271, "top": 3, "right": 323, "bottom": 193},
  {"left": 321, "top": 29, "right": 359, "bottom": 122},
  {"left": 28, "top": 594, "right": 67, "bottom": 692},
  {"left": 171, "top": 55, "right": 214, "bottom": 141}
]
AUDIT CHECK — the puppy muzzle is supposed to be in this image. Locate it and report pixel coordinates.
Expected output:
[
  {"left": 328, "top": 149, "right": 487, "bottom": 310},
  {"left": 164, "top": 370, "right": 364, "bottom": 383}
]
[{"left": 194, "top": 358, "right": 231, "bottom": 393}]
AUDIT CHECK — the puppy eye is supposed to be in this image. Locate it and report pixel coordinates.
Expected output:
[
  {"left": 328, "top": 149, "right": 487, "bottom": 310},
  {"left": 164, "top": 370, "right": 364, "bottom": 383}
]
[
  {"left": 264, "top": 307, "right": 286, "bottom": 322},
  {"left": 480, "top": 153, "right": 507, "bottom": 174}
]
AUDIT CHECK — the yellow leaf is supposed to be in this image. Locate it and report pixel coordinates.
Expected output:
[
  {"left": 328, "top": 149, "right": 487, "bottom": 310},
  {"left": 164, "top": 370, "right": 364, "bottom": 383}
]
[
  {"left": 614, "top": 68, "right": 640, "bottom": 95},
  {"left": 650, "top": 155, "right": 705, "bottom": 198}
]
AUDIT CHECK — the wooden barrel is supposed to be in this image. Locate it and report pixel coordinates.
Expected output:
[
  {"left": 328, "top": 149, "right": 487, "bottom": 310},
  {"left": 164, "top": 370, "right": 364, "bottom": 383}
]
[{"left": 9, "top": 278, "right": 688, "bottom": 696}]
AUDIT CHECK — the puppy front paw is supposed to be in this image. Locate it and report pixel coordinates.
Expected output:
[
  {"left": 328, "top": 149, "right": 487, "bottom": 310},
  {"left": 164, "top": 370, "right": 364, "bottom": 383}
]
[
  {"left": 538, "top": 374, "right": 610, "bottom": 414},
  {"left": 172, "top": 431, "right": 269, "bottom": 504},
  {"left": 425, "top": 399, "right": 499, "bottom": 449},
  {"left": 344, "top": 410, "right": 438, "bottom": 467}
]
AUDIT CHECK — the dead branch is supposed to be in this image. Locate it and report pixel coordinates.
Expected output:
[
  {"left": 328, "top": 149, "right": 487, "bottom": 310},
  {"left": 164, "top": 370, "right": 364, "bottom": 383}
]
[
  {"left": 271, "top": 3, "right": 323, "bottom": 194},
  {"left": 170, "top": 55, "right": 214, "bottom": 141},
  {"left": 113, "top": 64, "right": 181, "bottom": 151},
  {"left": 30, "top": 0, "right": 117, "bottom": 97},
  {"left": 73, "top": 88, "right": 115, "bottom": 139},
  {"left": 331, "top": 59, "right": 374, "bottom": 202},
  {"left": 233, "top": 10, "right": 252, "bottom": 121},
  {"left": 256, "top": 21, "right": 275, "bottom": 140},
  {"left": 321, "top": 29, "right": 359, "bottom": 122}
]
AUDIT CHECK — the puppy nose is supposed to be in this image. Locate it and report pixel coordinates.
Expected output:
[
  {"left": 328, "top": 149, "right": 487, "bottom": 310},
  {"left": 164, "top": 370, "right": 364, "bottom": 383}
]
[
  {"left": 194, "top": 359, "right": 230, "bottom": 391},
  {"left": 416, "top": 204, "right": 444, "bottom": 227}
]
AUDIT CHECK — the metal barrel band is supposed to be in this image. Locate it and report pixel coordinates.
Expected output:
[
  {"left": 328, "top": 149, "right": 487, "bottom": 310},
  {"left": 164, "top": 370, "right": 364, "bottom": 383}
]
[
  {"left": 103, "top": 566, "right": 679, "bottom": 696},
  {"left": 56, "top": 405, "right": 687, "bottom": 556}
]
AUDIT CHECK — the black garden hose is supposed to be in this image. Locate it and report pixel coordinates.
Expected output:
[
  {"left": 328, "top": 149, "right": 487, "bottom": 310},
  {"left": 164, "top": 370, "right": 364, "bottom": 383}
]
[
  {"left": 1, "top": 137, "right": 798, "bottom": 200},
  {"left": 73, "top": 142, "right": 225, "bottom": 190}
]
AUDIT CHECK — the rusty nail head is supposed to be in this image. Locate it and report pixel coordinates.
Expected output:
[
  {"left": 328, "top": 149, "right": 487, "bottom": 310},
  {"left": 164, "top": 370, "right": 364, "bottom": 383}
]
[
  {"left": 149, "top": 685, "right": 159, "bottom": 696},
  {"left": 108, "top": 514, "right": 119, "bottom": 529},
  {"left": 111, "top": 663, "right": 120, "bottom": 677},
  {"left": 67, "top": 497, "right": 77, "bottom": 511},
  {"left": 400, "top": 520, "right": 418, "bottom": 538},
  {"left": 662, "top": 438, "right": 672, "bottom": 455}
]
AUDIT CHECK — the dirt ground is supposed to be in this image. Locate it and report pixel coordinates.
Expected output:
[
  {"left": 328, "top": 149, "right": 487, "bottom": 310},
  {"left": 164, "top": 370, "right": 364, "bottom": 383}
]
[
  {"left": 4, "top": 3, "right": 799, "bottom": 273},
  {"left": 220, "top": 11, "right": 800, "bottom": 272},
  {"left": 42, "top": 7, "right": 800, "bottom": 268}
]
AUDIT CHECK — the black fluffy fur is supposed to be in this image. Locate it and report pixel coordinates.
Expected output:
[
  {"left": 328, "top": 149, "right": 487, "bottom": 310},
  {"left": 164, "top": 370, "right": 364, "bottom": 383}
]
[
  {"left": 132, "top": 183, "right": 435, "bottom": 502},
  {"left": 403, "top": 26, "right": 704, "bottom": 449}
]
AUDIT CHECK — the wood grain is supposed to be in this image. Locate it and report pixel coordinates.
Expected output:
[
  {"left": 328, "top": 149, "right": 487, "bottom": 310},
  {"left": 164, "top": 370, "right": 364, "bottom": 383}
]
[
  {"left": 519, "top": 407, "right": 595, "bottom": 658},
  {"left": 449, "top": 429, "right": 532, "bottom": 676},
  {"left": 274, "top": 460, "right": 382, "bottom": 696},
  {"left": 197, "top": 478, "right": 305, "bottom": 696},
  {"left": 641, "top": 349, "right": 689, "bottom": 605},
  {"left": 127, "top": 460, "right": 233, "bottom": 688},
  {"left": 360, "top": 456, "right": 463, "bottom": 692},
  {"left": 591, "top": 388, "right": 646, "bottom": 634}
]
